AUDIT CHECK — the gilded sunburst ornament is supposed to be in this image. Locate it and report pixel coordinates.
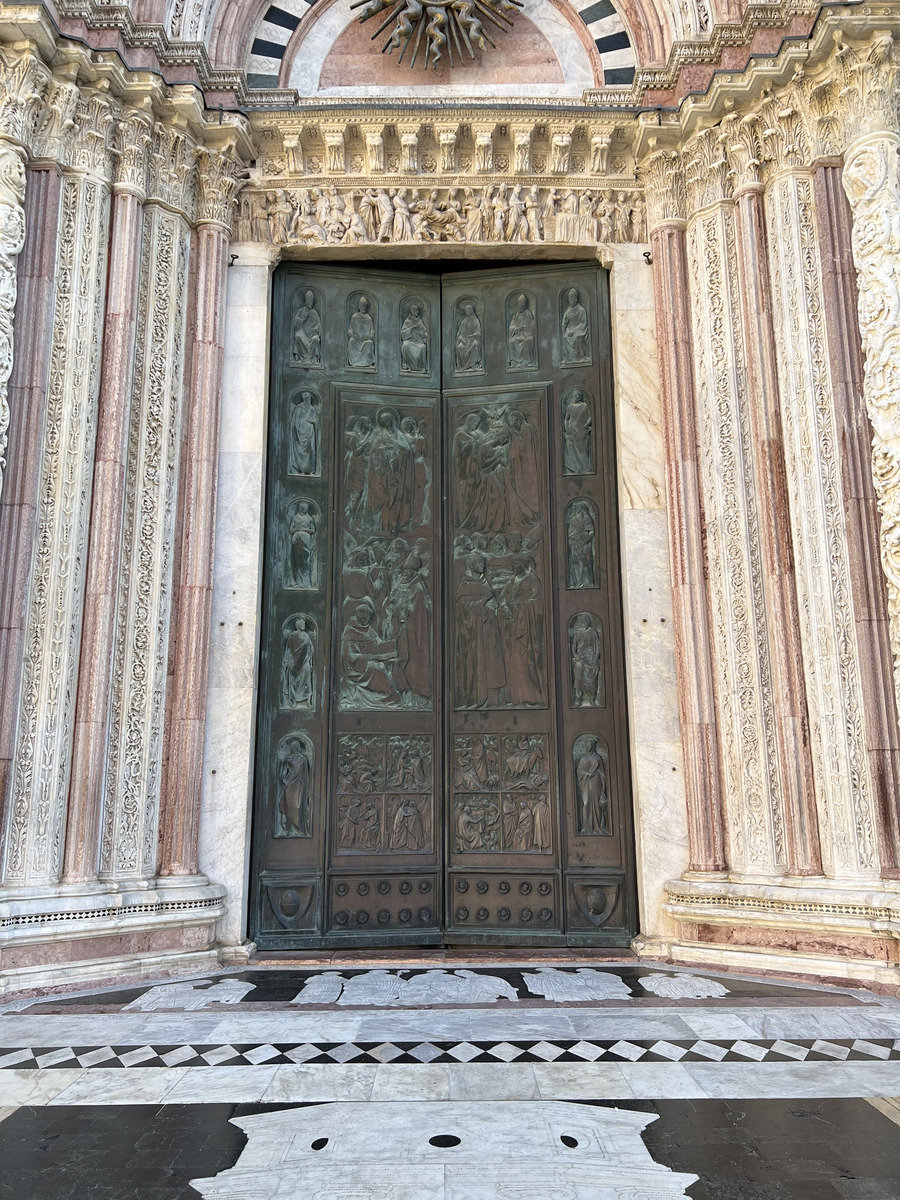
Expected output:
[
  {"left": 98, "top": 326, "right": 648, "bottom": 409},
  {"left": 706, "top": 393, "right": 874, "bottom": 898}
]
[{"left": 353, "top": 0, "right": 524, "bottom": 69}]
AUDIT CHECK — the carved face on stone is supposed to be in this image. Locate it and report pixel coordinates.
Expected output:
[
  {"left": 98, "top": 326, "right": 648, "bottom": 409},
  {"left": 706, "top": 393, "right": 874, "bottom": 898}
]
[{"left": 568, "top": 288, "right": 579, "bottom": 306}]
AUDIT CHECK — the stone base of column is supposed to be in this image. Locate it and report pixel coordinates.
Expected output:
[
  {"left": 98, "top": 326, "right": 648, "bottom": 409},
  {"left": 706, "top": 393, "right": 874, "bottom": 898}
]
[
  {"left": 637, "top": 876, "right": 900, "bottom": 989},
  {"left": 0, "top": 875, "right": 226, "bottom": 997}
]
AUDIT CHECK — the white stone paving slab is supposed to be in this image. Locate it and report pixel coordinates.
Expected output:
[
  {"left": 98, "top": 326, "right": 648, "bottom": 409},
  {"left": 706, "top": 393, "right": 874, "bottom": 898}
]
[
  {"left": 48, "top": 1067, "right": 189, "bottom": 1105},
  {"left": 162, "top": 1065, "right": 281, "bottom": 1103},
  {"left": 684, "top": 1060, "right": 900, "bottom": 1098},
  {"left": 259, "top": 1064, "right": 377, "bottom": 1103}
]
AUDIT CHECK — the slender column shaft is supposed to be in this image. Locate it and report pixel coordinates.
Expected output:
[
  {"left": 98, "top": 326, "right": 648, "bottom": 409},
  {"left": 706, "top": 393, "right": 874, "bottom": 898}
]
[
  {"left": 650, "top": 221, "right": 727, "bottom": 872},
  {"left": 732, "top": 184, "right": 821, "bottom": 876},
  {"left": 159, "top": 222, "right": 229, "bottom": 876},
  {"left": 63, "top": 186, "right": 144, "bottom": 882},
  {"left": 0, "top": 164, "right": 60, "bottom": 860}
]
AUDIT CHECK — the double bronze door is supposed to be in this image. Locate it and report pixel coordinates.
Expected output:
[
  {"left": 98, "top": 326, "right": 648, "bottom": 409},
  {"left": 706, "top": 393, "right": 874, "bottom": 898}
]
[{"left": 251, "top": 262, "right": 635, "bottom": 948}]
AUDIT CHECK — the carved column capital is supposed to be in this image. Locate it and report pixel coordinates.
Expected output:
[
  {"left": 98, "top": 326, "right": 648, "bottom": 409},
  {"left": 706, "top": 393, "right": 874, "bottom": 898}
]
[
  {"left": 196, "top": 147, "right": 247, "bottom": 231},
  {"left": 722, "top": 111, "right": 764, "bottom": 193},
  {"left": 639, "top": 148, "right": 687, "bottom": 232},
  {"left": 684, "top": 126, "right": 732, "bottom": 210},
  {"left": 67, "top": 90, "right": 117, "bottom": 180},
  {"left": 758, "top": 86, "right": 813, "bottom": 175},
  {"left": 112, "top": 110, "right": 152, "bottom": 197},
  {"left": 833, "top": 32, "right": 900, "bottom": 144},
  {"left": 148, "top": 124, "right": 197, "bottom": 214},
  {"left": 0, "top": 45, "right": 52, "bottom": 154}
]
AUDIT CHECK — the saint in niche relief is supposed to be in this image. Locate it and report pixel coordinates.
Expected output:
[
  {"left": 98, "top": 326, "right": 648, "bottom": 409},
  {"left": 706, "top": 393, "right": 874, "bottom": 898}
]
[
  {"left": 291, "top": 288, "right": 323, "bottom": 367},
  {"left": 275, "top": 733, "right": 314, "bottom": 838},
  {"left": 399, "top": 297, "right": 429, "bottom": 375},
  {"left": 288, "top": 389, "right": 320, "bottom": 476},
  {"left": 281, "top": 615, "right": 316, "bottom": 709},
  {"left": 454, "top": 297, "right": 484, "bottom": 375},
  {"left": 506, "top": 291, "right": 537, "bottom": 370},
  {"left": 562, "top": 388, "right": 594, "bottom": 475},
  {"left": 566, "top": 499, "right": 598, "bottom": 589},
  {"left": 559, "top": 286, "right": 591, "bottom": 365},
  {"left": 569, "top": 613, "right": 605, "bottom": 707},
  {"left": 284, "top": 498, "right": 318, "bottom": 590},
  {"left": 347, "top": 293, "right": 377, "bottom": 370},
  {"left": 343, "top": 408, "right": 431, "bottom": 534},
  {"left": 573, "top": 734, "right": 611, "bottom": 836}
]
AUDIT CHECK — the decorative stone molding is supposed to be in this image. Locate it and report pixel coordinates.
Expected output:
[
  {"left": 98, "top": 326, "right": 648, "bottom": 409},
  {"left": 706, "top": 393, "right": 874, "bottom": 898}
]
[{"left": 0, "top": 144, "right": 26, "bottom": 507}]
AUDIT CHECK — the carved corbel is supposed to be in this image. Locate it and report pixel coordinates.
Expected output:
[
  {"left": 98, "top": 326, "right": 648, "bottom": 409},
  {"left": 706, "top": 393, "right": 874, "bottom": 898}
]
[
  {"left": 362, "top": 123, "right": 386, "bottom": 174},
  {"left": 550, "top": 130, "right": 572, "bottom": 174},
  {"left": 322, "top": 125, "right": 346, "bottom": 174},
  {"left": 398, "top": 124, "right": 420, "bottom": 174},
  {"left": 283, "top": 134, "right": 303, "bottom": 175},
  {"left": 589, "top": 129, "right": 612, "bottom": 175},
  {"left": 438, "top": 124, "right": 458, "bottom": 172},
  {"left": 638, "top": 146, "right": 687, "bottom": 232},
  {"left": 512, "top": 125, "right": 532, "bottom": 175},
  {"left": 473, "top": 124, "right": 494, "bottom": 173}
]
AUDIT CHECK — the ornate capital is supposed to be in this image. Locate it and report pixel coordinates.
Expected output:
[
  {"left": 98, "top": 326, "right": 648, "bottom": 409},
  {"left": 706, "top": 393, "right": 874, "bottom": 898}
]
[
  {"left": 0, "top": 46, "right": 51, "bottom": 153},
  {"left": 684, "top": 126, "right": 731, "bottom": 209},
  {"left": 69, "top": 91, "right": 116, "bottom": 178},
  {"left": 148, "top": 124, "right": 196, "bottom": 213},
  {"left": 834, "top": 32, "right": 900, "bottom": 143},
  {"left": 196, "top": 148, "right": 247, "bottom": 230},
  {"left": 113, "top": 110, "right": 152, "bottom": 194},
  {"left": 722, "top": 111, "right": 763, "bottom": 192},
  {"left": 758, "top": 87, "right": 812, "bottom": 174},
  {"left": 639, "top": 148, "right": 686, "bottom": 231}
]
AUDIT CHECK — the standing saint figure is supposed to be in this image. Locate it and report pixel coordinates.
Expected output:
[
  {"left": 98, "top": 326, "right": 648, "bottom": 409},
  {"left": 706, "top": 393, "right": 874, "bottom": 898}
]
[
  {"left": 454, "top": 552, "right": 507, "bottom": 709},
  {"left": 390, "top": 797, "right": 426, "bottom": 851},
  {"left": 567, "top": 500, "right": 596, "bottom": 589},
  {"left": 570, "top": 613, "right": 603, "bottom": 706},
  {"left": 292, "top": 290, "right": 322, "bottom": 364},
  {"left": 455, "top": 303, "right": 483, "bottom": 373},
  {"left": 289, "top": 501, "right": 317, "bottom": 589},
  {"left": 561, "top": 288, "right": 590, "bottom": 363},
  {"left": 289, "top": 391, "right": 319, "bottom": 475},
  {"left": 281, "top": 616, "right": 315, "bottom": 709},
  {"left": 575, "top": 735, "right": 609, "bottom": 835},
  {"left": 563, "top": 389, "right": 593, "bottom": 474},
  {"left": 348, "top": 295, "right": 376, "bottom": 368},
  {"left": 507, "top": 293, "right": 536, "bottom": 368},
  {"left": 400, "top": 302, "right": 428, "bottom": 373},
  {"left": 277, "top": 736, "right": 312, "bottom": 837}
]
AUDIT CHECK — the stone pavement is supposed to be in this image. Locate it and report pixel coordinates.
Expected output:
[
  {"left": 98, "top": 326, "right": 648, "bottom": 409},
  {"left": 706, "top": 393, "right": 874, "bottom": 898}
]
[{"left": 2, "top": 960, "right": 900, "bottom": 1198}]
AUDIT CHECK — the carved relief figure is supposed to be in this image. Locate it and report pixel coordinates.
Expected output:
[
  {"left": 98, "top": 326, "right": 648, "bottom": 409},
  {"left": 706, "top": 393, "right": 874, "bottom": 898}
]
[
  {"left": 340, "top": 600, "right": 408, "bottom": 709},
  {"left": 455, "top": 300, "right": 484, "bottom": 373},
  {"left": 347, "top": 294, "right": 376, "bottom": 368},
  {"left": 285, "top": 500, "right": 318, "bottom": 589},
  {"left": 563, "top": 389, "right": 593, "bottom": 475},
  {"left": 275, "top": 734, "right": 313, "bottom": 838},
  {"left": 570, "top": 613, "right": 604, "bottom": 707},
  {"left": 454, "top": 794, "right": 501, "bottom": 851},
  {"left": 560, "top": 287, "right": 590, "bottom": 365},
  {"left": 454, "top": 406, "right": 539, "bottom": 532},
  {"left": 566, "top": 500, "right": 597, "bottom": 589},
  {"left": 337, "top": 796, "right": 382, "bottom": 852},
  {"left": 454, "top": 552, "right": 507, "bottom": 709},
  {"left": 400, "top": 299, "right": 429, "bottom": 373},
  {"left": 292, "top": 290, "right": 322, "bottom": 365},
  {"left": 507, "top": 293, "right": 536, "bottom": 369},
  {"left": 400, "top": 417, "right": 432, "bottom": 526},
  {"left": 501, "top": 555, "right": 546, "bottom": 706},
  {"left": 454, "top": 734, "right": 500, "bottom": 791},
  {"left": 388, "top": 795, "right": 428, "bottom": 851},
  {"left": 337, "top": 735, "right": 384, "bottom": 792},
  {"left": 281, "top": 616, "right": 315, "bottom": 709},
  {"left": 344, "top": 409, "right": 429, "bottom": 535},
  {"left": 288, "top": 390, "right": 320, "bottom": 476},
  {"left": 574, "top": 734, "right": 610, "bottom": 835},
  {"left": 502, "top": 734, "right": 549, "bottom": 789},
  {"left": 387, "top": 735, "right": 432, "bottom": 790}
]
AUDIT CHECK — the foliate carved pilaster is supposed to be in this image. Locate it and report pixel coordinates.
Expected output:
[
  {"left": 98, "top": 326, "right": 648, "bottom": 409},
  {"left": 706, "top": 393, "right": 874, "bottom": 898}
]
[
  {"left": 0, "top": 143, "right": 26, "bottom": 504},
  {"left": 684, "top": 126, "right": 732, "bottom": 211},
  {"left": 0, "top": 46, "right": 52, "bottom": 152},
  {"left": 640, "top": 149, "right": 687, "bottom": 232},
  {"left": 196, "top": 149, "right": 246, "bottom": 230},
  {"left": 113, "top": 111, "right": 152, "bottom": 196},
  {"left": 843, "top": 132, "right": 900, "bottom": 760}
]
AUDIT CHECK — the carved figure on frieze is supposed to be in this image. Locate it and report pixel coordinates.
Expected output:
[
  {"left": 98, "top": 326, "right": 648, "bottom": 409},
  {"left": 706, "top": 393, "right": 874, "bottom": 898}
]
[
  {"left": 454, "top": 794, "right": 501, "bottom": 852},
  {"left": 506, "top": 184, "right": 529, "bottom": 243},
  {"left": 562, "top": 388, "right": 593, "bottom": 474},
  {"left": 275, "top": 733, "right": 314, "bottom": 838},
  {"left": 400, "top": 297, "right": 429, "bottom": 374},
  {"left": 506, "top": 292, "right": 536, "bottom": 369},
  {"left": 566, "top": 499, "right": 598, "bottom": 589},
  {"left": 560, "top": 288, "right": 591, "bottom": 366},
  {"left": 337, "top": 796, "right": 382, "bottom": 852},
  {"left": 454, "top": 734, "right": 500, "bottom": 791},
  {"left": 574, "top": 734, "right": 610, "bottom": 836},
  {"left": 454, "top": 299, "right": 484, "bottom": 374},
  {"left": 284, "top": 498, "right": 318, "bottom": 589},
  {"left": 345, "top": 408, "right": 418, "bottom": 533},
  {"left": 347, "top": 293, "right": 377, "bottom": 369},
  {"left": 387, "top": 795, "right": 429, "bottom": 852},
  {"left": 503, "top": 734, "right": 549, "bottom": 790},
  {"left": 387, "top": 736, "right": 432, "bottom": 791},
  {"left": 337, "top": 734, "right": 384, "bottom": 792},
  {"left": 291, "top": 290, "right": 323, "bottom": 366},
  {"left": 288, "top": 390, "right": 320, "bottom": 475},
  {"left": 525, "top": 186, "right": 544, "bottom": 242},
  {"left": 570, "top": 613, "right": 604, "bottom": 707},
  {"left": 505, "top": 795, "right": 551, "bottom": 852},
  {"left": 290, "top": 193, "right": 327, "bottom": 245},
  {"left": 281, "top": 615, "right": 316, "bottom": 709},
  {"left": 267, "top": 189, "right": 293, "bottom": 244}
]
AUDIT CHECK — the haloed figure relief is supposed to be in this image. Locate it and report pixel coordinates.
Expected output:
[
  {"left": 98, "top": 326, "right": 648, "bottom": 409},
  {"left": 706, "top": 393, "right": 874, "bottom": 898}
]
[
  {"left": 570, "top": 613, "right": 604, "bottom": 707},
  {"left": 454, "top": 299, "right": 484, "bottom": 374},
  {"left": 275, "top": 733, "right": 314, "bottom": 838},
  {"left": 286, "top": 499, "right": 318, "bottom": 589},
  {"left": 574, "top": 734, "right": 610, "bottom": 836},
  {"left": 288, "top": 390, "right": 320, "bottom": 476},
  {"left": 281, "top": 615, "right": 315, "bottom": 709},
  {"left": 347, "top": 293, "right": 377, "bottom": 368},
  {"left": 507, "top": 292, "right": 536, "bottom": 369},
  {"left": 563, "top": 388, "right": 593, "bottom": 475},
  {"left": 400, "top": 298, "right": 429, "bottom": 374},
  {"left": 566, "top": 499, "right": 597, "bottom": 589},
  {"left": 292, "top": 289, "right": 322, "bottom": 366},
  {"left": 344, "top": 408, "right": 431, "bottom": 534},
  {"left": 560, "top": 286, "right": 591, "bottom": 365}
]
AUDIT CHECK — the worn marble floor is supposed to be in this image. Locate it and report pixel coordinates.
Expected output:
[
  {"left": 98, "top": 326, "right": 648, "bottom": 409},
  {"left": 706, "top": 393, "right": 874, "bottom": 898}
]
[{"left": 2, "top": 960, "right": 900, "bottom": 1197}]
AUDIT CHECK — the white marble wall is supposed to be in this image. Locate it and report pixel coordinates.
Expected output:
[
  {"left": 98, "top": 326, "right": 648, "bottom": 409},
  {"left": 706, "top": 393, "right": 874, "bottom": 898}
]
[
  {"left": 610, "top": 243, "right": 688, "bottom": 944},
  {"left": 200, "top": 243, "right": 684, "bottom": 950}
]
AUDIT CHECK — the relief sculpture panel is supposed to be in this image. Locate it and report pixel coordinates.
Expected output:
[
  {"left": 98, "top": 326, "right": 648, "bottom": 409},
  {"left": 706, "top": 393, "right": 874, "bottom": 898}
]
[
  {"left": 452, "top": 734, "right": 552, "bottom": 854},
  {"left": 288, "top": 390, "right": 321, "bottom": 476},
  {"left": 291, "top": 288, "right": 323, "bottom": 367},
  {"left": 281, "top": 615, "right": 316, "bottom": 710},
  {"left": 275, "top": 733, "right": 314, "bottom": 838},
  {"left": 336, "top": 734, "right": 433, "bottom": 855},
  {"left": 574, "top": 734, "right": 611, "bottom": 836},
  {"left": 283, "top": 498, "right": 319, "bottom": 590},
  {"left": 560, "top": 286, "right": 591, "bottom": 366}
]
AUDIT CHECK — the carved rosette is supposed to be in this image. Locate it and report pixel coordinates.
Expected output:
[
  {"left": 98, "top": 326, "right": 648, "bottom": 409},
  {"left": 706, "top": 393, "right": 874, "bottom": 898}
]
[{"left": 843, "top": 132, "right": 900, "bottom": 747}]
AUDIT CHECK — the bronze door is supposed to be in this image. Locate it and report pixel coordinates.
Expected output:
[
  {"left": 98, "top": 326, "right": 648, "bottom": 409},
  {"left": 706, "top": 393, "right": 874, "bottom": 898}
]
[{"left": 252, "top": 263, "right": 635, "bottom": 949}]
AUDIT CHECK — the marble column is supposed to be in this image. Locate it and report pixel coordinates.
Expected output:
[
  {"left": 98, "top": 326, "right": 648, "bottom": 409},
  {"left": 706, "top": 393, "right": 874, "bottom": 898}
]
[
  {"left": 842, "top": 132, "right": 900, "bottom": 874},
  {"left": 64, "top": 115, "right": 149, "bottom": 883},
  {"left": 159, "top": 211, "right": 231, "bottom": 878},
  {"left": 198, "top": 242, "right": 277, "bottom": 949},
  {"left": 728, "top": 138, "right": 821, "bottom": 877},
  {"left": 644, "top": 152, "right": 727, "bottom": 874},
  {"left": 764, "top": 152, "right": 881, "bottom": 881}
]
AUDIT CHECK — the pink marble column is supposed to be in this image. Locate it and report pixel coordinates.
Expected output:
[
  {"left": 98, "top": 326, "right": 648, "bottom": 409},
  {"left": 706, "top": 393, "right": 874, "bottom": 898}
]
[
  {"left": 158, "top": 221, "right": 229, "bottom": 876},
  {"left": 62, "top": 184, "right": 144, "bottom": 882},
  {"left": 732, "top": 183, "right": 822, "bottom": 877},
  {"left": 0, "top": 164, "right": 61, "bottom": 852},
  {"left": 651, "top": 222, "right": 727, "bottom": 873},
  {"left": 815, "top": 161, "right": 900, "bottom": 877}
]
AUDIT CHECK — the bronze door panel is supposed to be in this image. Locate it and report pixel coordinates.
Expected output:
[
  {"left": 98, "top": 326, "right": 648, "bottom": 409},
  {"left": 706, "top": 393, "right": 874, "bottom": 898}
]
[{"left": 252, "top": 262, "right": 635, "bottom": 949}]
